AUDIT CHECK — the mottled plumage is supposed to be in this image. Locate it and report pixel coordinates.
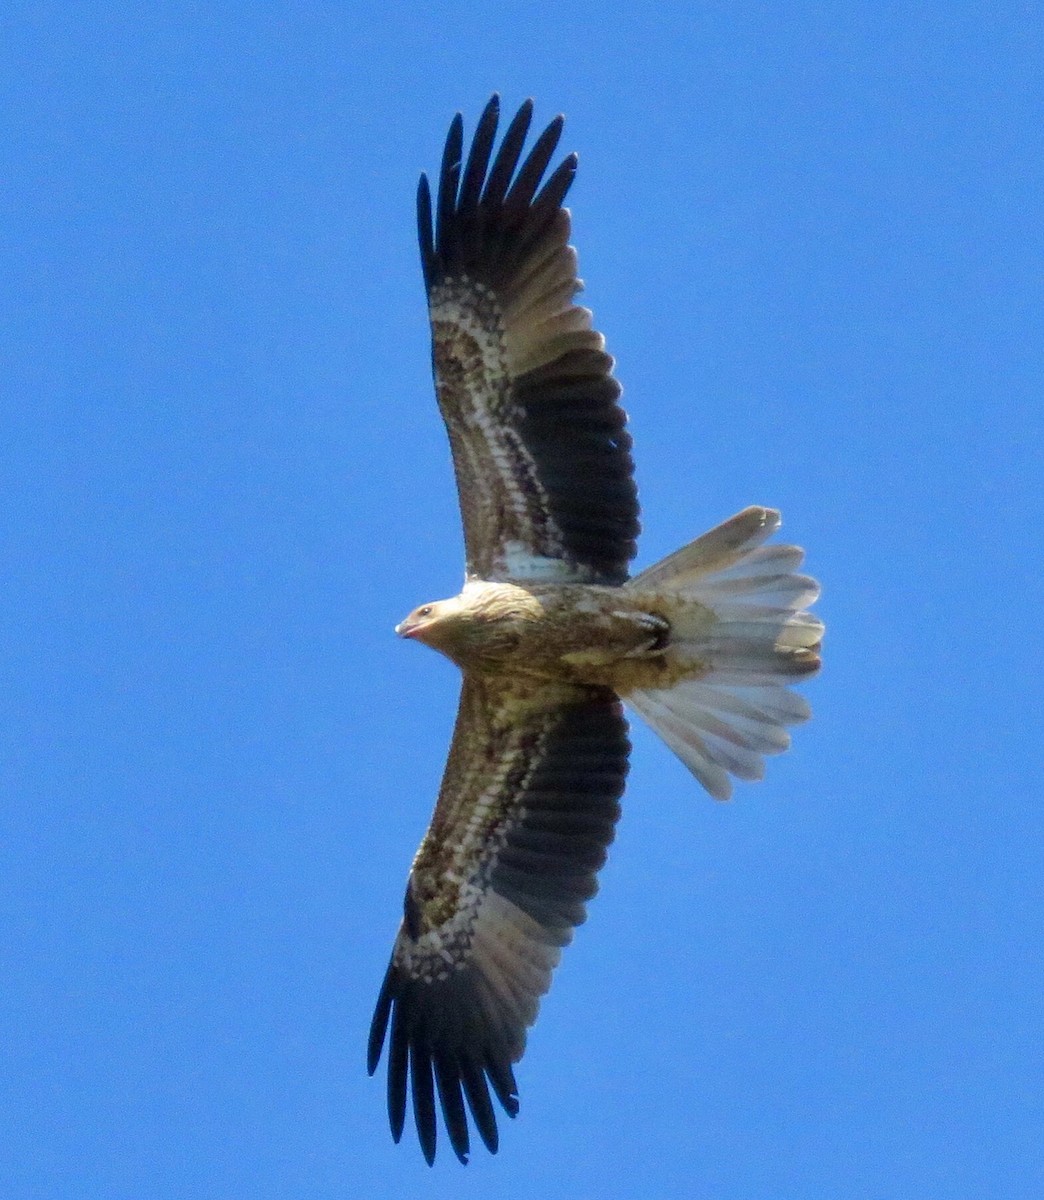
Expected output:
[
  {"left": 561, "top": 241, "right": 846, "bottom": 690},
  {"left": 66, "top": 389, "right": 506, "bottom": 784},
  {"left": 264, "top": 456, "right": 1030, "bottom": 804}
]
[{"left": 368, "top": 96, "right": 823, "bottom": 1165}]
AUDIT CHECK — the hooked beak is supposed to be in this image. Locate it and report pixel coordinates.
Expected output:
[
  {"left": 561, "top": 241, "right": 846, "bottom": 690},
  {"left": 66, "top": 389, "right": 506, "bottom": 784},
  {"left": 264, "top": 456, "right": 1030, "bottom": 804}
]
[{"left": 394, "top": 620, "right": 416, "bottom": 639}]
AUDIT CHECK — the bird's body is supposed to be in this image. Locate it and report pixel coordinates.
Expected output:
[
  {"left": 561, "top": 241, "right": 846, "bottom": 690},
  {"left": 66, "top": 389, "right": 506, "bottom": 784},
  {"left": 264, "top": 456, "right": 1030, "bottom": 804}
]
[
  {"left": 368, "top": 96, "right": 823, "bottom": 1165},
  {"left": 399, "top": 580, "right": 672, "bottom": 684}
]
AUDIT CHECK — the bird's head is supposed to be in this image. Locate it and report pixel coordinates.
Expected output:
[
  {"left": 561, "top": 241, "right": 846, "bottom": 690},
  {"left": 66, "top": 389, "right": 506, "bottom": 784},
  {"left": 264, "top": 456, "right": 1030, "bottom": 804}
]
[
  {"left": 395, "top": 596, "right": 469, "bottom": 656},
  {"left": 395, "top": 584, "right": 532, "bottom": 665}
]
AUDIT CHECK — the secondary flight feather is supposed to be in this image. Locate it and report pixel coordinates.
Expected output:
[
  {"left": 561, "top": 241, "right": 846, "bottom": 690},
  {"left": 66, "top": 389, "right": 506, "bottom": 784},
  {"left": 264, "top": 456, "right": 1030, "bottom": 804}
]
[{"left": 368, "top": 96, "right": 823, "bottom": 1165}]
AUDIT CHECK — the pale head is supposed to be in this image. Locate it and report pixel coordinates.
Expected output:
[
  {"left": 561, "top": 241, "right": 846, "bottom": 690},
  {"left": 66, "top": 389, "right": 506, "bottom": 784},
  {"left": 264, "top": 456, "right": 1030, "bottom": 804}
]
[
  {"left": 395, "top": 582, "right": 535, "bottom": 666},
  {"left": 394, "top": 596, "right": 467, "bottom": 653}
]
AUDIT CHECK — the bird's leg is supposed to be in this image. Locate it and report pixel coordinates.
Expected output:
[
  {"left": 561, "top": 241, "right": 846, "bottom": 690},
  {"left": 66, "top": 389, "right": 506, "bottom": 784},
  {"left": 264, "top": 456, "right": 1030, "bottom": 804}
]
[{"left": 615, "top": 611, "right": 671, "bottom": 658}]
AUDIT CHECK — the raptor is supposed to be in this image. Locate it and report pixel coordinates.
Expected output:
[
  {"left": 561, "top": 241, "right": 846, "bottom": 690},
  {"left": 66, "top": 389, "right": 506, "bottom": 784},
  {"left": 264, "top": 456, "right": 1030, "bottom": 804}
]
[{"left": 368, "top": 96, "right": 822, "bottom": 1165}]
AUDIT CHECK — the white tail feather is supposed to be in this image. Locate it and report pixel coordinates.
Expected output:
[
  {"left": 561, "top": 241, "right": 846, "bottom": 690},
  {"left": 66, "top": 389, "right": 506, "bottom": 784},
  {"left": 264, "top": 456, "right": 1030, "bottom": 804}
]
[{"left": 624, "top": 507, "right": 822, "bottom": 800}]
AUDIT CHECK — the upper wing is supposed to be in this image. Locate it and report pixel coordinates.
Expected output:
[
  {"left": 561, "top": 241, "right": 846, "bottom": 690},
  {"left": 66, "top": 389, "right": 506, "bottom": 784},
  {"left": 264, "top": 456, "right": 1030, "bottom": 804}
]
[
  {"left": 368, "top": 675, "right": 629, "bottom": 1164},
  {"left": 418, "top": 96, "right": 640, "bottom": 586}
]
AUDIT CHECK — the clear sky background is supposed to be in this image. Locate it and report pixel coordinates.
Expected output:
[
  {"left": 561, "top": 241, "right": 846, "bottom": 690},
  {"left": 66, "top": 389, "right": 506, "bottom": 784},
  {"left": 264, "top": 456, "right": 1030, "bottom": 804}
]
[{"left": 4, "top": 3, "right": 1043, "bottom": 1197}]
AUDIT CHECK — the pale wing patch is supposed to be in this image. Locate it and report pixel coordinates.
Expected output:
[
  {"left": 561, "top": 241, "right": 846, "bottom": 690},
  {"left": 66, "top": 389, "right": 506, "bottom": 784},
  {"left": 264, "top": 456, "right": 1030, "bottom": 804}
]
[
  {"left": 498, "top": 224, "right": 607, "bottom": 377},
  {"left": 500, "top": 540, "right": 584, "bottom": 581}
]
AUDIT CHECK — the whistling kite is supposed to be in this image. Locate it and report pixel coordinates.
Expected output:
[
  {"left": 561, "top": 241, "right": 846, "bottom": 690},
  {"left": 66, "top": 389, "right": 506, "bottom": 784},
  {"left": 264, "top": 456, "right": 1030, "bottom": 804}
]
[{"left": 368, "top": 97, "right": 822, "bottom": 1165}]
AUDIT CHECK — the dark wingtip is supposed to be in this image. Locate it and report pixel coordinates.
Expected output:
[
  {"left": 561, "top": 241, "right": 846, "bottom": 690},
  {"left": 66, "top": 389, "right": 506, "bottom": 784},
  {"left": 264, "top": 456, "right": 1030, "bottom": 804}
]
[
  {"left": 367, "top": 970, "right": 393, "bottom": 1075},
  {"left": 486, "top": 1056, "right": 521, "bottom": 1118},
  {"left": 416, "top": 173, "right": 434, "bottom": 290},
  {"left": 435, "top": 113, "right": 467, "bottom": 265},
  {"left": 529, "top": 151, "right": 578, "bottom": 224},
  {"left": 502, "top": 111, "right": 566, "bottom": 217},
  {"left": 418, "top": 1111, "right": 437, "bottom": 1166},
  {"left": 446, "top": 113, "right": 464, "bottom": 166}
]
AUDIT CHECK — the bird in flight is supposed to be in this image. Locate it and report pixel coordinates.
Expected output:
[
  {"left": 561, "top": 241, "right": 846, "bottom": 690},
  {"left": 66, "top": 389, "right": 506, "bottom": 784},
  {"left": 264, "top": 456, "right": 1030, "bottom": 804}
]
[{"left": 368, "top": 96, "right": 822, "bottom": 1165}]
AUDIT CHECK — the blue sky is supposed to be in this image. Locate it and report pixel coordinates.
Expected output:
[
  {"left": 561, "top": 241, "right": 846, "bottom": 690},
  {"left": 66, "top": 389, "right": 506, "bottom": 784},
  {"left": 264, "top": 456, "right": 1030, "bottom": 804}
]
[{"left": 4, "top": 3, "right": 1043, "bottom": 1196}]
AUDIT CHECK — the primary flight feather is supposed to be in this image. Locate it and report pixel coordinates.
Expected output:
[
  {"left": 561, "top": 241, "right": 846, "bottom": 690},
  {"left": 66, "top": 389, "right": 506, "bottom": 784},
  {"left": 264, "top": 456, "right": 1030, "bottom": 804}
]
[{"left": 368, "top": 96, "right": 823, "bottom": 1165}]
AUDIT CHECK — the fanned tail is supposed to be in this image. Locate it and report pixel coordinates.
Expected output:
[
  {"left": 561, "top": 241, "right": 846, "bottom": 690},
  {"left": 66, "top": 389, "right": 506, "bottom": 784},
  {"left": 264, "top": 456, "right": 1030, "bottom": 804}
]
[{"left": 623, "top": 507, "right": 822, "bottom": 800}]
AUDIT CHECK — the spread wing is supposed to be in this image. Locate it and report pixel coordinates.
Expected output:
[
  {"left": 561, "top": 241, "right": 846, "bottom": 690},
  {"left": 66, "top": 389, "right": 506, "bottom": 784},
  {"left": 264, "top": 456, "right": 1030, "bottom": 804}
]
[
  {"left": 419, "top": 96, "right": 640, "bottom": 586},
  {"left": 368, "top": 676, "right": 629, "bottom": 1164}
]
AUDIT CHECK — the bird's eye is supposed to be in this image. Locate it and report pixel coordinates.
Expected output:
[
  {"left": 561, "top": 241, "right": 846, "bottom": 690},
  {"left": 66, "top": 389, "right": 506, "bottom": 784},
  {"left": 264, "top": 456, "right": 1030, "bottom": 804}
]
[{"left": 417, "top": 605, "right": 434, "bottom": 618}]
